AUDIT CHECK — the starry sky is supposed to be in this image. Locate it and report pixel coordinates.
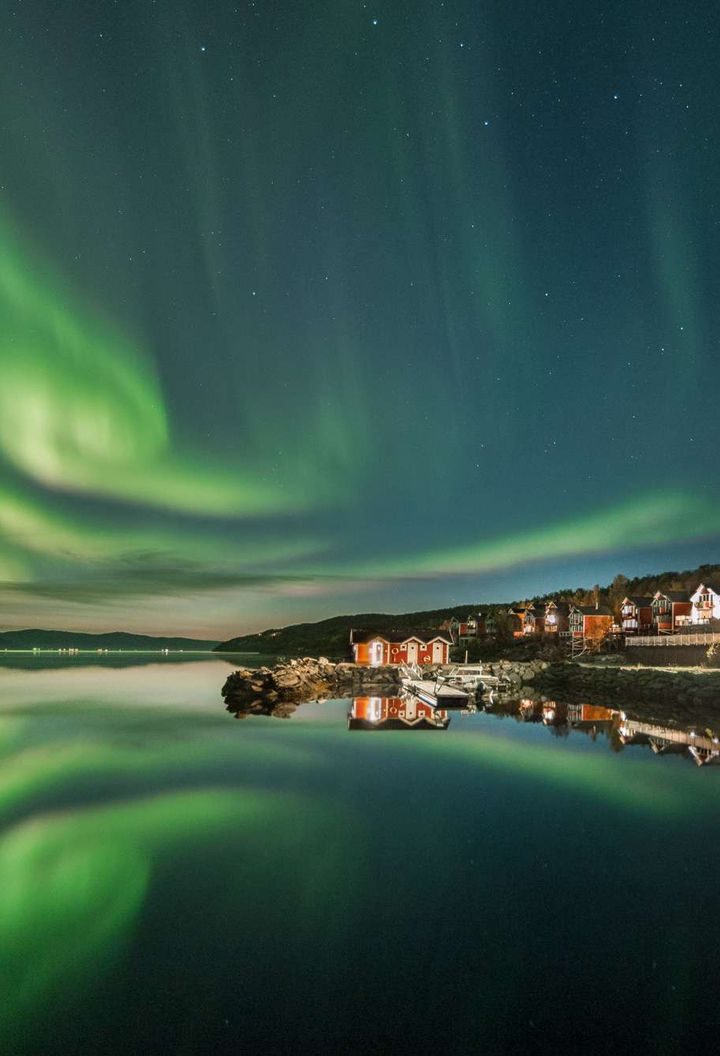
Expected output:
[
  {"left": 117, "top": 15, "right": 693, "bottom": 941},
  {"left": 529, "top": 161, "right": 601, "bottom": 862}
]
[{"left": 1, "top": 0, "right": 719, "bottom": 637}]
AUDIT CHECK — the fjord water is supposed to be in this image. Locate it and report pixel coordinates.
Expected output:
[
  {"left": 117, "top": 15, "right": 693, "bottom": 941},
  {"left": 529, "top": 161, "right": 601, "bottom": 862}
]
[{"left": 1, "top": 657, "right": 719, "bottom": 1056}]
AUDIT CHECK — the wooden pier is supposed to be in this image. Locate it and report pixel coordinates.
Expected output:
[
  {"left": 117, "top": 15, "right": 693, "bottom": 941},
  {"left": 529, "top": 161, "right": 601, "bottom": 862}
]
[{"left": 618, "top": 718, "right": 720, "bottom": 766}]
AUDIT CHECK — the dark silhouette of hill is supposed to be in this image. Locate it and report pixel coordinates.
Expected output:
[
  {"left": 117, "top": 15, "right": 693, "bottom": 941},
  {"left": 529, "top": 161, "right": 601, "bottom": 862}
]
[
  {"left": 214, "top": 604, "right": 507, "bottom": 657},
  {"left": 0, "top": 629, "right": 219, "bottom": 650}
]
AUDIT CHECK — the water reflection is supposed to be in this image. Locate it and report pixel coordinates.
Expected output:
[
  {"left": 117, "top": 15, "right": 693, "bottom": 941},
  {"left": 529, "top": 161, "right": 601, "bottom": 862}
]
[
  {"left": 2, "top": 658, "right": 720, "bottom": 1054},
  {"left": 0, "top": 651, "right": 247, "bottom": 671},
  {"left": 225, "top": 686, "right": 720, "bottom": 767},
  {"left": 348, "top": 696, "right": 450, "bottom": 730},
  {"left": 491, "top": 697, "right": 720, "bottom": 767}
]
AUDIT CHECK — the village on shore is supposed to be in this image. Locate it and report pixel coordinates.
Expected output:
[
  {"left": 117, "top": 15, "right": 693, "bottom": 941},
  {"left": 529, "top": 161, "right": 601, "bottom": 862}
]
[{"left": 347, "top": 580, "right": 720, "bottom": 667}]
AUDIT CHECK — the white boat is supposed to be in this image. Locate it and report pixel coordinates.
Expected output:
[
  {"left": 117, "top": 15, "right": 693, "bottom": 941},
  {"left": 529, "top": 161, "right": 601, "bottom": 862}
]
[
  {"left": 445, "top": 665, "right": 512, "bottom": 691},
  {"left": 398, "top": 666, "right": 470, "bottom": 707}
]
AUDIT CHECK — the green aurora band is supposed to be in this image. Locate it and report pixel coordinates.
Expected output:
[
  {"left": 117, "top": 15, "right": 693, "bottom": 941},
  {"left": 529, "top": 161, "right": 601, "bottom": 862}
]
[
  {"left": 338, "top": 491, "right": 720, "bottom": 580},
  {"left": 0, "top": 214, "right": 319, "bottom": 517},
  {"left": 0, "top": 2, "right": 718, "bottom": 619}
]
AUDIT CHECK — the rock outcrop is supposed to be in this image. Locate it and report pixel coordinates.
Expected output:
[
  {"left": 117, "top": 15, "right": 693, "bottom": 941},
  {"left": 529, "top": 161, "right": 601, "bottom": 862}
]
[{"left": 222, "top": 657, "right": 403, "bottom": 717}]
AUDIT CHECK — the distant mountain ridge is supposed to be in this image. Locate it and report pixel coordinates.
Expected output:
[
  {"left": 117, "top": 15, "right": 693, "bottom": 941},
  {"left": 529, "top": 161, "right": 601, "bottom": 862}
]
[{"left": 0, "top": 629, "right": 219, "bottom": 650}]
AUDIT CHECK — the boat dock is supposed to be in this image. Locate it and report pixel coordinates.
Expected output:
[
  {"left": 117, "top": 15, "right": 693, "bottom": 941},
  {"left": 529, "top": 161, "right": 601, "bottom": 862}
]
[{"left": 403, "top": 680, "right": 470, "bottom": 708}]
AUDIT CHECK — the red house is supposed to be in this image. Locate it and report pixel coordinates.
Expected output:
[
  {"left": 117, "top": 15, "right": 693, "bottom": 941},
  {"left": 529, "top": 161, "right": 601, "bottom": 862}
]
[
  {"left": 349, "top": 628, "right": 452, "bottom": 666},
  {"left": 651, "top": 591, "right": 692, "bottom": 634},
  {"left": 620, "top": 596, "right": 653, "bottom": 635},
  {"left": 569, "top": 605, "right": 613, "bottom": 642},
  {"left": 348, "top": 696, "right": 449, "bottom": 730}
]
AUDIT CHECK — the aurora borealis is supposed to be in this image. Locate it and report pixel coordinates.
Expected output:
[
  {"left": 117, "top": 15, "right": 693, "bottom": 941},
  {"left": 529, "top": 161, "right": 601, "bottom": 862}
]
[{"left": 2, "top": 1, "right": 720, "bottom": 636}]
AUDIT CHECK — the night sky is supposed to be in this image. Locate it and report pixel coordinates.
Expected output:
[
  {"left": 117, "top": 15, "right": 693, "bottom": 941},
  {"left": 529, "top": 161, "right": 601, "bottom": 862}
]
[{"left": 1, "top": 0, "right": 719, "bottom": 637}]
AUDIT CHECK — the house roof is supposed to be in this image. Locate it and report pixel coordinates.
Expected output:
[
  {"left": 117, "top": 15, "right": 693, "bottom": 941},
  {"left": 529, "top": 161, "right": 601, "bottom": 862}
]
[
  {"left": 623, "top": 596, "right": 653, "bottom": 607},
  {"left": 654, "top": 591, "right": 690, "bottom": 602},
  {"left": 545, "top": 601, "right": 570, "bottom": 613},
  {"left": 695, "top": 582, "right": 720, "bottom": 595},
  {"left": 350, "top": 628, "right": 453, "bottom": 645},
  {"left": 572, "top": 605, "right": 613, "bottom": 617}
]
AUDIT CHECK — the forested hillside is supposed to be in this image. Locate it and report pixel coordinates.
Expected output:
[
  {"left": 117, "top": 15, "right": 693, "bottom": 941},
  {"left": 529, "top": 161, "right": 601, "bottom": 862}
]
[{"left": 216, "top": 563, "right": 720, "bottom": 657}]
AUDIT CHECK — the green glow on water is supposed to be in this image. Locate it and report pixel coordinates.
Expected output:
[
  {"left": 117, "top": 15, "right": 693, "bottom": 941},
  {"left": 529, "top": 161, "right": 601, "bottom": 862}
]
[
  {"left": 0, "top": 787, "right": 324, "bottom": 1036},
  {"left": 0, "top": 661, "right": 718, "bottom": 1051}
]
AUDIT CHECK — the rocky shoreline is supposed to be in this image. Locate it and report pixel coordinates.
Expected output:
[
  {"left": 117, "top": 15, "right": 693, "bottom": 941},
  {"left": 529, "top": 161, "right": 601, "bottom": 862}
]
[
  {"left": 221, "top": 656, "right": 720, "bottom": 719},
  {"left": 222, "top": 657, "right": 404, "bottom": 717}
]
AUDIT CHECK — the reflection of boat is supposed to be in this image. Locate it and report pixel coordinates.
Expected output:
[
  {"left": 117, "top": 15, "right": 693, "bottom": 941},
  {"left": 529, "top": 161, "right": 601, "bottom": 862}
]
[{"left": 348, "top": 696, "right": 450, "bottom": 730}]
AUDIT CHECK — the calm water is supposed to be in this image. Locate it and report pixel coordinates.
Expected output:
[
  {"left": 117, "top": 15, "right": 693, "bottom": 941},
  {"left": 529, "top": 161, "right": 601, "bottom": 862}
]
[{"left": 1, "top": 655, "right": 719, "bottom": 1055}]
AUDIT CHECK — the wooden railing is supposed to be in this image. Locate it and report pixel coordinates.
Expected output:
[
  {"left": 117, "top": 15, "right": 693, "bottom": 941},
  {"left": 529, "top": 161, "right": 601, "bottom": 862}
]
[{"left": 630, "top": 633, "right": 720, "bottom": 647}]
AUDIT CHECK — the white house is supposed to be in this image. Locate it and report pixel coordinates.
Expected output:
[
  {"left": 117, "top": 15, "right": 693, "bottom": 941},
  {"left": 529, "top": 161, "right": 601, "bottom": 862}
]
[{"left": 690, "top": 582, "right": 720, "bottom": 624}]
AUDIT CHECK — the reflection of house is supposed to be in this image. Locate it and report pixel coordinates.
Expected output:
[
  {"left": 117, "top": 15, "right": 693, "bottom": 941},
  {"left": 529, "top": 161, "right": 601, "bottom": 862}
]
[
  {"left": 690, "top": 582, "right": 720, "bottom": 624},
  {"left": 518, "top": 698, "right": 542, "bottom": 721},
  {"left": 349, "top": 629, "right": 452, "bottom": 666},
  {"left": 543, "top": 601, "right": 569, "bottom": 636},
  {"left": 620, "top": 596, "right": 653, "bottom": 635},
  {"left": 542, "top": 700, "right": 565, "bottom": 725},
  {"left": 651, "top": 591, "right": 692, "bottom": 634},
  {"left": 348, "top": 697, "right": 449, "bottom": 730},
  {"left": 569, "top": 605, "right": 613, "bottom": 641},
  {"left": 523, "top": 604, "right": 545, "bottom": 636},
  {"left": 566, "top": 703, "right": 615, "bottom": 733}
]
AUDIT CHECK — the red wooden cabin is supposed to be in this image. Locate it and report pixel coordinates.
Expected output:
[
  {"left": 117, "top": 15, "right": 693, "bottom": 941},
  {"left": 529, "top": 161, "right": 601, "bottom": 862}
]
[
  {"left": 568, "top": 605, "right": 613, "bottom": 641},
  {"left": 349, "top": 628, "right": 452, "bottom": 666},
  {"left": 651, "top": 591, "right": 692, "bottom": 634}
]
